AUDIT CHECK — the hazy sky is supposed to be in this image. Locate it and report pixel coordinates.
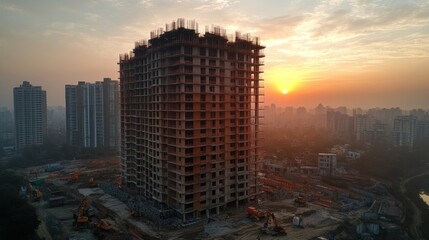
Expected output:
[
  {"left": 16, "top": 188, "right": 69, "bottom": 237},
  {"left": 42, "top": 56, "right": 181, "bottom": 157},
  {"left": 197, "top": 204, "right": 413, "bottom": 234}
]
[{"left": 1, "top": 0, "right": 429, "bottom": 109}]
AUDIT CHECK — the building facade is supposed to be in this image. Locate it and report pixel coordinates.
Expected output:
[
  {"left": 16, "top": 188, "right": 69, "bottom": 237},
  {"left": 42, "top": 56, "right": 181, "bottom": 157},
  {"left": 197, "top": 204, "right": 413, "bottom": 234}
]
[
  {"left": 65, "top": 78, "right": 120, "bottom": 149},
  {"left": 0, "top": 107, "right": 15, "bottom": 148},
  {"left": 13, "top": 81, "right": 47, "bottom": 151},
  {"left": 392, "top": 115, "right": 416, "bottom": 148},
  {"left": 327, "top": 110, "right": 353, "bottom": 139},
  {"left": 119, "top": 20, "right": 264, "bottom": 221},
  {"left": 318, "top": 153, "right": 337, "bottom": 176}
]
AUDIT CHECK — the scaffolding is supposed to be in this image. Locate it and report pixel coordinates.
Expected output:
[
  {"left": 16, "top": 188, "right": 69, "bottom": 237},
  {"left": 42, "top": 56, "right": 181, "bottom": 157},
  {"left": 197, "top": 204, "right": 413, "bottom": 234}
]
[{"left": 119, "top": 19, "right": 265, "bottom": 222}]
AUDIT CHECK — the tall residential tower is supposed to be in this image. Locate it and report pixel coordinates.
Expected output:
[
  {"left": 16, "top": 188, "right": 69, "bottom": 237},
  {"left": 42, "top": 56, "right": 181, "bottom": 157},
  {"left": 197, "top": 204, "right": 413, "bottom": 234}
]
[
  {"left": 393, "top": 115, "right": 416, "bottom": 148},
  {"left": 119, "top": 19, "right": 264, "bottom": 221},
  {"left": 13, "top": 81, "right": 47, "bottom": 151},
  {"left": 65, "top": 78, "right": 120, "bottom": 150}
]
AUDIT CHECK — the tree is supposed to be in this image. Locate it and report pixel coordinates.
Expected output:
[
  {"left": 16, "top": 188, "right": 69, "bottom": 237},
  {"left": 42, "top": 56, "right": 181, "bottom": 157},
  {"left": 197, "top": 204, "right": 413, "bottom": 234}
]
[{"left": 0, "top": 170, "right": 40, "bottom": 240}]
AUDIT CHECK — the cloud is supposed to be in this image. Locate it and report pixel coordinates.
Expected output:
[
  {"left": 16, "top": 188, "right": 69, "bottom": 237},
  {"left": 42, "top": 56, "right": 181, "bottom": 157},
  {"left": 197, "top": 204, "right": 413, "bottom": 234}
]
[
  {"left": 194, "top": 0, "right": 237, "bottom": 11},
  {"left": 241, "top": 0, "right": 429, "bottom": 80},
  {"left": 85, "top": 12, "right": 100, "bottom": 21},
  {"left": 0, "top": 2, "right": 23, "bottom": 13},
  {"left": 140, "top": 0, "right": 153, "bottom": 8},
  {"left": 312, "top": 1, "right": 429, "bottom": 36}
]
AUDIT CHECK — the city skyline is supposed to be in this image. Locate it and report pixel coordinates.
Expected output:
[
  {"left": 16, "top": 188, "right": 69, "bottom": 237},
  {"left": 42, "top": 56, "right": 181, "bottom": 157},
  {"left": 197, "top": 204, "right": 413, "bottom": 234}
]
[{"left": 1, "top": 0, "right": 429, "bottom": 109}]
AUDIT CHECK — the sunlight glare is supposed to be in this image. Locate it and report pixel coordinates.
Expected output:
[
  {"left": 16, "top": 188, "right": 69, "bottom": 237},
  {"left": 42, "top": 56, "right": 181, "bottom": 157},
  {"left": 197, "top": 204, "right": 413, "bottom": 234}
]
[{"left": 265, "top": 67, "right": 305, "bottom": 95}]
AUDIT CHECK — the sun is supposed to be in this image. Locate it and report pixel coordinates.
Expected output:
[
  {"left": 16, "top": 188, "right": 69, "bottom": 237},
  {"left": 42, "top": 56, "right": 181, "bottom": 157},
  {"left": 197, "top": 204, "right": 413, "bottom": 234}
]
[{"left": 265, "top": 66, "right": 306, "bottom": 96}]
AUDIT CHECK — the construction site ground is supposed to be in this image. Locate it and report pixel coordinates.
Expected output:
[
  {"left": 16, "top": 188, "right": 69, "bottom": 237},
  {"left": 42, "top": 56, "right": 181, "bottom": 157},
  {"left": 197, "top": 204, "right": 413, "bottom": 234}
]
[
  {"left": 20, "top": 158, "right": 402, "bottom": 240},
  {"left": 163, "top": 198, "right": 357, "bottom": 240}
]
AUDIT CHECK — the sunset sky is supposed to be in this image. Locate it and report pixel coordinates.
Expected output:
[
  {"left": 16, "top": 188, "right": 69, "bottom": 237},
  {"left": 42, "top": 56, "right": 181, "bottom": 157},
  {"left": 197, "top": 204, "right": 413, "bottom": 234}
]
[{"left": 1, "top": 0, "right": 429, "bottom": 109}]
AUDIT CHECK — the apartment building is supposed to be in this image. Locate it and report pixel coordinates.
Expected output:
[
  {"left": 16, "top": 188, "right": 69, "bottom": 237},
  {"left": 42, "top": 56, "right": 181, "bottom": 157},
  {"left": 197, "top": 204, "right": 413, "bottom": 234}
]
[
  {"left": 13, "top": 81, "right": 47, "bottom": 151},
  {"left": 392, "top": 115, "right": 416, "bottom": 148},
  {"left": 65, "top": 78, "right": 120, "bottom": 149},
  {"left": 119, "top": 19, "right": 264, "bottom": 221}
]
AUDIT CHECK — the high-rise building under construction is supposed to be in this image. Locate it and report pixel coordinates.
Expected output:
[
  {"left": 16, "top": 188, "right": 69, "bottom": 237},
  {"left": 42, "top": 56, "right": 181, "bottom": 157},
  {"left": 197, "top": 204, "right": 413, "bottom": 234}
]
[{"left": 119, "top": 19, "right": 264, "bottom": 221}]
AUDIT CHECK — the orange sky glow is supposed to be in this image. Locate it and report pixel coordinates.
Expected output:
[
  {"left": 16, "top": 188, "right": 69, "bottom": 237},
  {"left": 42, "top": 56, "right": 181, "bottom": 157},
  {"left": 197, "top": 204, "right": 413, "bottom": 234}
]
[{"left": 1, "top": 0, "right": 429, "bottom": 109}]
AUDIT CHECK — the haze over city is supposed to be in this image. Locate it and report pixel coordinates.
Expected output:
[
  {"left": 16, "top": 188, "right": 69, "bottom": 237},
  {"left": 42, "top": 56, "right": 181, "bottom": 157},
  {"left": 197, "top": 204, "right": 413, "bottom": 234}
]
[
  {"left": 3, "top": 1, "right": 429, "bottom": 240},
  {"left": 1, "top": 0, "right": 429, "bottom": 109}
]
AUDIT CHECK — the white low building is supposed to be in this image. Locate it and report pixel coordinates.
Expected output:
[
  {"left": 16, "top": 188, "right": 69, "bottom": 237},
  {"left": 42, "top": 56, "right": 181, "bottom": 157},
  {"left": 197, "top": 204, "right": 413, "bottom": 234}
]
[
  {"left": 347, "top": 151, "right": 361, "bottom": 160},
  {"left": 318, "top": 153, "right": 337, "bottom": 176}
]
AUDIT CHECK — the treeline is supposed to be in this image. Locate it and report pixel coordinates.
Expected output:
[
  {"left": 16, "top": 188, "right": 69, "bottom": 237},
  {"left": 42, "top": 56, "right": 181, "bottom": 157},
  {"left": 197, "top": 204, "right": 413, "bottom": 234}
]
[
  {"left": 261, "top": 126, "right": 342, "bottom": 160},
  {"left": 351, "top": 139, "right": 429, "bottom": 181},
  {"left": 351, "top": 138, "right": 429, "bottom": 239},
  {"left": 5, "top": 142, "right": 118, "bottom": 169},
  {"left": 0, "top": 170, "right": 40, "bottom": 239},
  {"left": 404, "top": 175, "right": 429, "bottom": 238}
]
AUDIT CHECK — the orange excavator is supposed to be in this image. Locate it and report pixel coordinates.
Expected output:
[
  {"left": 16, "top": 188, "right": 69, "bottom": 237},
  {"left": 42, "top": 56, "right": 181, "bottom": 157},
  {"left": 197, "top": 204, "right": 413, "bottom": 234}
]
[
  {"left": 92, "top": 218, "right": 113, "bottom": 236},
  {"left": 96, "top": 219, "right": 113, "bottom": 231},
  {"left": 88, "top": 177, "right": 97, "bottom": 187},
  {"left": 261, "top": 211, "right": 287, "bottom": 236},
  {"left": 247, "top": 206, "right": 265, "bottom": 220},
  {"left": 73, "top": 197, "right": 93, "bottom": 228},
  {"left": 68, "top": 168, "right": 82, "bottom": 183}
]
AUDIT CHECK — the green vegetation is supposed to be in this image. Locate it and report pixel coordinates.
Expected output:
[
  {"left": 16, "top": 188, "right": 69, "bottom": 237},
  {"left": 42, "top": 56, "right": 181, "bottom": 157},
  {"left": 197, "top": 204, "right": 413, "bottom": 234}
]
[
  {"left": 262, "top": 126, "right": 341, "bottom": 160},
  {"left": 350, "top": 139, "right": 429, "bottom": 239},
  {"left": 404, "top": 175, "right": 429, "bottom": 239},
  {"left": 351, "top": 139, "right": 429, "bottom": 181},
  {"left": 0, "top": 170, "right": 40, "bottom": 239}
]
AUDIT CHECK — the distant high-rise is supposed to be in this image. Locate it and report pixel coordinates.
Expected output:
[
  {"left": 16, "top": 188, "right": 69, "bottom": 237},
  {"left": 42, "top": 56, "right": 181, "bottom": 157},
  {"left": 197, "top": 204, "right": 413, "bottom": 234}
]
[
  {"left": 326, "top": 110, "right": 353, "bottom": 139},
  {"left": 0, "top": 108, "right": 15, "bottom": 147},
  {"left": 392, "top": 115, "right": 416, "bottom": 148},
  {"left": 65, "top": 78, "right": 120, "bottom": 149},
  {"left": 13, "top": 81, "right": 47, "bottom": 151},
  {"left": 354, "top": 114, "right": 387, "bottom": 142},
  {"left": 119, "top": 19, "right": 264, "bottom": 221}
]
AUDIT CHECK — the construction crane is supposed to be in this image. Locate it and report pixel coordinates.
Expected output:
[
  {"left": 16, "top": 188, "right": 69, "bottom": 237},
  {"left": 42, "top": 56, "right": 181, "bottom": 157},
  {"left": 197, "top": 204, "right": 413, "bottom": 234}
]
[{"left": 261, "top": 211, "right": 287, "bottom": 236}]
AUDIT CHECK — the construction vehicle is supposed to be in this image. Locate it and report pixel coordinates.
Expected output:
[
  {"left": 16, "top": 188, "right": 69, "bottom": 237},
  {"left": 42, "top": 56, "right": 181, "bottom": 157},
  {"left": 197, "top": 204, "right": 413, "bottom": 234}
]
[
  {"left": 293, "top": 215, "right": 304, "bottom": 228},
  {"left": 94, "top": 219, "right": 113, "bottom": 231},
  {"left": 68, "top": 168, "right": 82, "bottom": 183},
  {"left": 129, "top": 208, "right": 137, "bottom": 217},
  {"left": 73, "top": 197, "right": 93, "bottom": 228},
  {"left": 247, "top": 206, "right": 265, "bottom": 220},
  {"left": 92, "top": 218, "right": 116, "bottom": 239},
  {"left": 88, "top": 177, "right": 97, "bottom": 187},
  {"left": 73, "top": 213, "right": 89, "bottom": 228},
  {"left": 261, "top": 211, "right": 286, "bottom": 236},
  {"left": 27, "top": 183, "right": 43, "bottom": 201},
  {"left": 294, "top": 196, "right": 307, "bottom": 207}
]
